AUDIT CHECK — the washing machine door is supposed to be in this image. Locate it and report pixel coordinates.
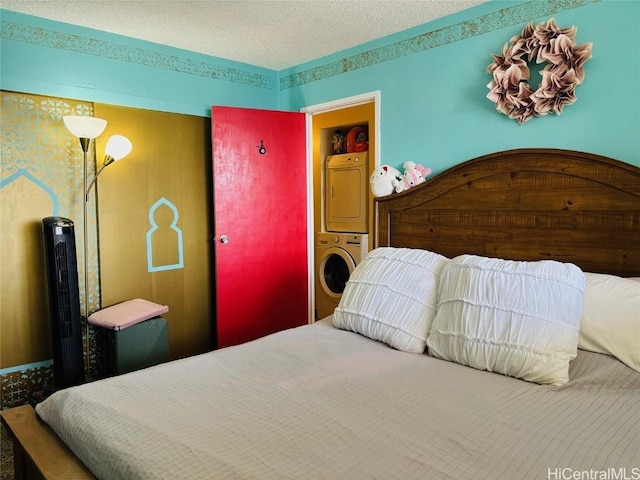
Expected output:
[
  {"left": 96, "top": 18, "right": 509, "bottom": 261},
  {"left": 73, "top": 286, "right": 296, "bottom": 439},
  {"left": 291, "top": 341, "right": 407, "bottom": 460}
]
[{"left": 318, "top": 247, "right": 357, "bottom": 298}]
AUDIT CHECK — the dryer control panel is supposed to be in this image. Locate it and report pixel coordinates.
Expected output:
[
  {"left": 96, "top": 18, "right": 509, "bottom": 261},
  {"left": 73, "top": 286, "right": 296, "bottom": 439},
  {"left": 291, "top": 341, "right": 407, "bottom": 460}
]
[{"left": 327, "top": 153, "right": 367, "bottom": 169}]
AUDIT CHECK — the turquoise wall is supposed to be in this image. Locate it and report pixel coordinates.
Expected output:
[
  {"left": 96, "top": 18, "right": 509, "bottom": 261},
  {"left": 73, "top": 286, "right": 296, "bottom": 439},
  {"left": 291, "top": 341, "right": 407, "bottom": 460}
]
[
  {"left": 2, "top": 0, "right": 638, "bottom": 172},
  {"left": 279, "top": 0, "right": 640, "bottom": 172},
  {"left": 1, "top": 10, "right": 278, "bottom": 116}
]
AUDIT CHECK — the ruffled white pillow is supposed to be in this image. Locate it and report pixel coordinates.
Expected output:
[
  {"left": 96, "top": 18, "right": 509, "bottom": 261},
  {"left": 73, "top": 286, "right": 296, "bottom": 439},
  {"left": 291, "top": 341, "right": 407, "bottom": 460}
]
[
  {"left": 333, "top": 247, "right": 448, "bottom": 353},
  {"left": 427, "top": 255, "right": 585, "bottom": 385}
]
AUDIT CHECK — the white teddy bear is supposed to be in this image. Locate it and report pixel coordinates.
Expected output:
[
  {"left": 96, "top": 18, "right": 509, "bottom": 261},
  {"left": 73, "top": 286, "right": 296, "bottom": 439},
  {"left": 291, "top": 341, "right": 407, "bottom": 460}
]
[
  {"left": 370, "top": 165, "right": 402, "bottom": 197},
  {"left": 370, "top": 162, "right": 433, "bottom": 196}
]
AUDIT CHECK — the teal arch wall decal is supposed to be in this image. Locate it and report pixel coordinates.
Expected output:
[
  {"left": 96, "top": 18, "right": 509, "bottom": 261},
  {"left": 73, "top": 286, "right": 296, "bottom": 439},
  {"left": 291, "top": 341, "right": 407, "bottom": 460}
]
[
  {"left": 146, "top": 197, "right": 184, "bottom": 272},
  {"left": 0, "top": 168, "right": 60, "bottom": 215}
]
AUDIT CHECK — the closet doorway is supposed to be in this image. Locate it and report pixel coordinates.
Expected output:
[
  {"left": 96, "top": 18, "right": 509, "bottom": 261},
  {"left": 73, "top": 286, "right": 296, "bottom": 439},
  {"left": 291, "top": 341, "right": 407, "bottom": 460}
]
[{"left": 302, "top": 91, "right": 380, "bottom": 320}]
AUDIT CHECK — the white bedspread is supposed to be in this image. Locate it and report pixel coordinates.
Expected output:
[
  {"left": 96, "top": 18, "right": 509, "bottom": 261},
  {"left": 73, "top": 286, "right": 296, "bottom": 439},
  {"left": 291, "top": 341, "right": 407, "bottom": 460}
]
[{"left": 36, "top": 319, "right": 640, "bottom": 480}]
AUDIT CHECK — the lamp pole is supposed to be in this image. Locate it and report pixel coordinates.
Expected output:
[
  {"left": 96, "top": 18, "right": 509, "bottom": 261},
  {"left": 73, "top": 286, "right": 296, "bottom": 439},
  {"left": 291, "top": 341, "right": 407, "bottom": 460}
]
[
  {"left": 79, "top": 137, "right": 91, "bottom": 372},
  {"left": 63, "top": 116, "right": 131, "bottom": 378}
]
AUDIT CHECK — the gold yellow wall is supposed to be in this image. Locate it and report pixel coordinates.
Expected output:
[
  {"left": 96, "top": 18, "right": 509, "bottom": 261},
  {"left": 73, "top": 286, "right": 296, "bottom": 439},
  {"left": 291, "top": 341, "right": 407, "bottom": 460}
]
[
  {"left": 0, "top": 92, "right": 213, "bottom": 407},
  {"left": 1, "top": 92, "right": 93, "bottom": 372},
  {"left": 94, "top": 104, "right": 213, "bottom": 360}
]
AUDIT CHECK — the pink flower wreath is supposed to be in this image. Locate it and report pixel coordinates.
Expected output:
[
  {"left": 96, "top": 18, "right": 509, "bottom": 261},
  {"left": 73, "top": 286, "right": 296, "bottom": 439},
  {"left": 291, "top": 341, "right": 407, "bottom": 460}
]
[{"left": 486, "top": 18, "right": 593, "bottom": 125}]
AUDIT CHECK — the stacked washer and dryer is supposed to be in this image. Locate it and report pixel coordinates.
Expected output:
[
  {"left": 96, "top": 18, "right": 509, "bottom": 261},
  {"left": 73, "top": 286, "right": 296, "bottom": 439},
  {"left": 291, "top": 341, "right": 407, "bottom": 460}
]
[{"left": 316, "top": 151, "right": 369, "bottom": 319}]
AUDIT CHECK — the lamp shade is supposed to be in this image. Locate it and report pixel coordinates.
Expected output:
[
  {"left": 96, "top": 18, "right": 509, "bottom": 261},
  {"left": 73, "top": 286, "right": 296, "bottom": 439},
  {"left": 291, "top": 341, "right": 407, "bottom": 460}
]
[
  {"left": 63, "top": 115, "right": 107, "bottom": 139},
  {"left": 105, "top": 135, "right": 133, "bottom": 161}
]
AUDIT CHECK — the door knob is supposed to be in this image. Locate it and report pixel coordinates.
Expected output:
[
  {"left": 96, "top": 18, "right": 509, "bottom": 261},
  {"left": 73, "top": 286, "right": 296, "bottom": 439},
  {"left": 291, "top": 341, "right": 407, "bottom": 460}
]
[{"left": 220, "top": 235, "right": 229, "bottom": 244}]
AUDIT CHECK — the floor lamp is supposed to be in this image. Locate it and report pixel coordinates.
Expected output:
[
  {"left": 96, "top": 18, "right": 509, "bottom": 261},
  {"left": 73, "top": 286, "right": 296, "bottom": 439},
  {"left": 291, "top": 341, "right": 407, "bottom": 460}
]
[{"left": 63, "top": 116, "right": 132, "bottom": 373}]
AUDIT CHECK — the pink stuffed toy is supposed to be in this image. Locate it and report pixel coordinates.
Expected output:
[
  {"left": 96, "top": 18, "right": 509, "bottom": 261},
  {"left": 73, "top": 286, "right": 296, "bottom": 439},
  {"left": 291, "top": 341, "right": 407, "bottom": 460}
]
[
  {"left": 401, "top": 161, "right": 432, "bottom": 188},
  {"left": 392, "top": 175, "right": 410, "bottom": 193}
]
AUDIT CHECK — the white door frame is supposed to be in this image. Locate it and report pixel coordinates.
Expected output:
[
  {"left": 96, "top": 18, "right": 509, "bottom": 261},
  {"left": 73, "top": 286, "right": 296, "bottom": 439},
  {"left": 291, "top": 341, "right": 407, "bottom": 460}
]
[{"left": 300, "top": 91, "right": 381, "bottom": 324}]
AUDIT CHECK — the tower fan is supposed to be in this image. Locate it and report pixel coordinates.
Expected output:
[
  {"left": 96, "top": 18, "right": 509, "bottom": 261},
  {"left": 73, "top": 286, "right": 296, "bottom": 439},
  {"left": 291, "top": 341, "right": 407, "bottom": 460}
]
[{"left": 42, "top": 216, "right": 86, "bottom": 388}]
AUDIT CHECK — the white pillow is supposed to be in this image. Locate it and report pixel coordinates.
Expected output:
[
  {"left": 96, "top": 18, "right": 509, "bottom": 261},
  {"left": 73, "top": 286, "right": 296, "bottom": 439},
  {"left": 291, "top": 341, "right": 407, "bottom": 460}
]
[
  {"left": 332, "top": 247, "right": 448, "bottom": 353},
  {"left": 579, "top": 272, "right": 640, "bottom": 372},
  {"left": 426, "top": 255, "right": 585, "bottom": 385}
]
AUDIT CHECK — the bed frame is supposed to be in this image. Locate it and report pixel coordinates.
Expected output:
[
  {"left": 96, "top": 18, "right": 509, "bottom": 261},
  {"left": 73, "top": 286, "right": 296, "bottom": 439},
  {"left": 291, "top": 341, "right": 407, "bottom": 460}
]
[
  {"left": 2, "top": 148, "right": 639, "bottom": 480},
  {"left": 375, "top": 148, "right": 640, "bottom": 277}
]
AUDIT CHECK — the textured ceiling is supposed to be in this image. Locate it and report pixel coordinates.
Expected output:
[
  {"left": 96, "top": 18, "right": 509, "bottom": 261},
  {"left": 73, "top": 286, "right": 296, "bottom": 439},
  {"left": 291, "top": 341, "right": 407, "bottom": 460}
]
[{"left": 2, "top": 0, "right": 486, "bottom": 70}]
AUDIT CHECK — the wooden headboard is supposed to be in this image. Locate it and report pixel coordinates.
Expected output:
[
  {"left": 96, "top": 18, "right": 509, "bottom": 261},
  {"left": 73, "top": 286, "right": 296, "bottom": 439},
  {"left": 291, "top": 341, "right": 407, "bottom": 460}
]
[{"left": 374, "top": 148, "right": 640, "bottom": 277}]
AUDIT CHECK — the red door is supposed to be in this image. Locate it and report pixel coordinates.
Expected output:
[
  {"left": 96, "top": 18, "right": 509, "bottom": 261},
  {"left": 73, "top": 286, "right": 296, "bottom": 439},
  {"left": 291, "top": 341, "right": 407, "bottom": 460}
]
[{"left": 212, "top": 106, "right": 308, "bottom": 348}]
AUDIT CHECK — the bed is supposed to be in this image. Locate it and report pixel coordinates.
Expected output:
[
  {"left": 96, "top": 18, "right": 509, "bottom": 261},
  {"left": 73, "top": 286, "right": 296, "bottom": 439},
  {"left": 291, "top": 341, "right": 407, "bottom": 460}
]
[{"left": 2, "top": 148, "right": 639, "bottom": 480}]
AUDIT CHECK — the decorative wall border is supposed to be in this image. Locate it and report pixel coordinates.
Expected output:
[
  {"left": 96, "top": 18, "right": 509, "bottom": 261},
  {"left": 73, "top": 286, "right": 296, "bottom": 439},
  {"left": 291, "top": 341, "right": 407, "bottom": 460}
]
[
  {"left": 0, "top": 329, "right": 103, "bottom": 409},
  {"left": 279, "top": 0, "right": 600, "bottom": 90},
  {"left": 0, "top": 19, "right": 276, "bottom": 91},
  {"left": 2, "top": 0, "right": 598, "bottom": 94},
  {"left": 0, "top": 361, "right": 53, "bottom": 408}
]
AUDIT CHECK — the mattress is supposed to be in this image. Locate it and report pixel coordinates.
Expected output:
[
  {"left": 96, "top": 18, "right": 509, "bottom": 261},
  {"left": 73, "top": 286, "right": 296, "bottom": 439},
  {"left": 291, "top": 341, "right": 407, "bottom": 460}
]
[{"left": 36, "top": 318, "right": 640, "bottom": 480}]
